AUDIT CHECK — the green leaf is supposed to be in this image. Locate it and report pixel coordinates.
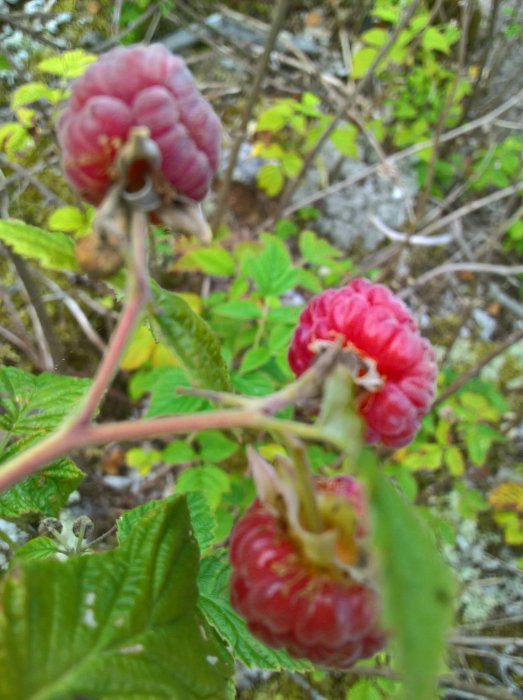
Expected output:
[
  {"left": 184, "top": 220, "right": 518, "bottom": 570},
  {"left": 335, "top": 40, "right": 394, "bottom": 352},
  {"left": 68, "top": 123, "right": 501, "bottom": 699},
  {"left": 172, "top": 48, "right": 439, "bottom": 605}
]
[
  {"left": 198, "top": 431, "right": 239, "bottom": 462},
  {"left": 0, "top": 368, "right": 88, "bottom": 519},
  {"left": 361, "top": 28, "right": 389, "bottom": 48},
  {"left": 0, "top": 367, "right": 89, "bottom": 438},
  {"left": 247, "top": 234, "right": 300, "bottom": 297},
  {"left": 176, "top": 465, "right": 230, "bottom": 510},
  {"left": 257, "top": 164, "right": 284, "bottom": 196},
  {"left": 330, "top": 125, "right": 359, "bottom": 158},
  {"left": 176, "top": 247, "right": 235, "bottom": 276},
  {"left": 37, "top": 49, "right": 96, "bottom": 78},
  {"left": 141, "top": 368, "right": 208, "bottom": 418},
  {"left": 0, "top": 496, "right": 233, "bottom": 699},
  {"left": 240, "top": 347, "right": 272, "bottom": 374},
  {"left": 256, "top": 103, "right": 293, "bottom": 132},
  {"left": 47, "top": 206, "right": 87, "bottom": 233},
  {"left": 352, "top": 48, "right": 378, "bottom": 79},
  {"left": 346, "top": 679, "right": 382, "bottom": 700},
  {"left": 299, "top": 229, "right": 342, "bottom": 264},
  {"left": 11, "top": 82, "right": 64, "bottom": 109},
  {"left": 0, "top": 220, "right": 78, "bottom": 272},
  {"left": 0, "top": 55, "right": 10, "bottom": 70},
  {"left": 151, "top": 282, "right": 232, "bottom": 391},
  {"left": 368, "top": 468, "right": 454, "bottom": 700},
  {"left": 464, "top": 424, "right": 502, "bottom": 467},
  {"left": 280, "top": 152, "right": 303, "bottom": 178},
  {"left": 13, "top": 537, "right": 60, "bottom": 562},
  {"left": 162, "top": 440, "right": 197, "bottom": 464},
  {"left": 199, "top": 553, "right": 311, "bottom": 671},
  {"left": 212, "top": 300, "right": 262, "bottom": 320},
  {"left": 186, "top": 491, "right": 217, "bottom": 554},
  {"left": 0, "top": 447, "right": 83, "bottom": 520},
  {"left": 422, "top": 27, "right": 451, "bottom": 54},
  {"left": 444, "top": 446, "right": 465, "bottom": 476}
]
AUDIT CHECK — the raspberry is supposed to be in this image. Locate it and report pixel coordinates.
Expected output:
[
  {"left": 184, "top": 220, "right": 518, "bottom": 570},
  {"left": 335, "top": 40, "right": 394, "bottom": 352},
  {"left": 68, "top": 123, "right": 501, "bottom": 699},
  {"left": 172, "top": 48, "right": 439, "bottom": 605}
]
[
  {"left": 229, "top": 476, "right": 386, "bottom": 668},
  {"left": 288, "top": 279, "right": 437, "bottom": 448},
  {"left": 57, "top": 44, "right": 220, "bottom": 205}
]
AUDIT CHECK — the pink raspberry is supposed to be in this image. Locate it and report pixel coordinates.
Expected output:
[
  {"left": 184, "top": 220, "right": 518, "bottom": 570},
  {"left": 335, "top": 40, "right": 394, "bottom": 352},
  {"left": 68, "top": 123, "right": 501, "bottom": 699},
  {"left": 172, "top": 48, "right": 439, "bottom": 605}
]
[
  {"left": 288, "top": 279, "right": 437, "bottom": 448},
  {"left": 57, "top": 44, "right": 220, "bottom": 205},
  {"left": 230, "top": 476, "right": 386, "bottom": 668}
]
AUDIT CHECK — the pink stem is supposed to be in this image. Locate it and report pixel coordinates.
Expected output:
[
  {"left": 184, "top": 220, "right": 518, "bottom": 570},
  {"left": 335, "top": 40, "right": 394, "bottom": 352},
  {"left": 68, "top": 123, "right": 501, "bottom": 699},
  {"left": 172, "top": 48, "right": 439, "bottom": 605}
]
[{"left": 72, "top": 210, "right": 150, "bottom": 426}]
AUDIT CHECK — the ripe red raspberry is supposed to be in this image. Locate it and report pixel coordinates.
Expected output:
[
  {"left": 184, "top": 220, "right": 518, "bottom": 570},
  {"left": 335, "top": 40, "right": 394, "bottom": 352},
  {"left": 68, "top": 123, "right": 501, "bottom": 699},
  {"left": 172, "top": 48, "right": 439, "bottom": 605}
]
[
  {"left": 288, "top": 279, "right": 437, "bottom": 448},
  {"left": 230, "top": 476, "right": 386, "bottom": 668},
  {"left": 57, "top": 44, "right": 220, "bottom": 205}
]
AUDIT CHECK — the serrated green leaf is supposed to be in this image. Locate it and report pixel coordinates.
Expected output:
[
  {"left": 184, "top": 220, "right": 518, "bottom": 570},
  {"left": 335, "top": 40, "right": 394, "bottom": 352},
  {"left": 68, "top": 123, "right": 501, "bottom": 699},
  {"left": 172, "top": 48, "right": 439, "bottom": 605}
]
[
  {"left": 422, "top": 27, "right": 451, "bottom": 54},
  {"left": 464, "top": 423, "right": 502, "bottom": 467},
  {"left": 13, "top": 536, "right": 60, "bottom": 562},
  {"left": 352, "top": 47, "right": 378, "bottom": 79},
  {"left": 119, "top": 492, "right": 216, "bottom": 556},
  {"left": 0, "top": 496, "right": 232, "bottom": 699},
  {"left": 0, "top": 367, "right": 89, "bottom": 438},
  {"left": 11, "top": 82, "right": 64, "bottom": 109},
  {"left": 212, "top": 300, "right": 262, "bottom": 320},
  {"left": 199, "top": 553, "right": 311, "bottom": 671},
  {"left": 0, "top": 447, "right": 83, "bottom": 520},
  {"left": 368, "top": 468, "right": 454, "bottom": 700},
  {"left": 239, "top": 347, "right": 272, "bottom": 374},
  {"left": 346, "top": 679, "right": 382, "bottom": 700},
  {"left": 198, "top": 431, "right": 239, "bottom": 463},
  {"left": 299, "top": 229, "right": 342, "bottom": 264},
  {"left": 330, "top": 125, "right": 359, "bottom": 158},
  {"left": 37, "top": 49, "right": 96, "bottom": 78},
  {"left": 0, "top": 122, "right": 33, "bottom": 157},
  {"left": 176, "top": 465, "right": 230, "bottom": 510},
  {"left": 162, "top": 440, "right": 197, "bottom": 464},
  {"left": 47, "top": 206, "right": 86, "bottom": 233},
  {"left": 256, "top": 103, "right": 293, "bottom": 132},
  {"left": 186, "top": 491, "right": 217, "bottom": 554},
  {"left": 280, "top": 152, "right": 303, "bottom": 178},
  {"left": 0, "top": 368, "right": 88, "bottom": 519},
  {"left": 151, "top": 282, "right": 232, "bottom": 392},
  {"left": 0, "top": 220, "right": 78, "bottom": 272},
  {"left": 257, "top": 164, "right": 284, "bottom": 196},
  {"left": 361, "top": 28, "right": 389, "bottom": 48},
  {"left": 444, "top": 446, "right": 465, "bottom": 476},
  {"left": 232, "top": 372, "right": 275, "bottom": 397},
  {"left": 143, "top": 368, "right": 208, "bottom": 418},
  {"left": 247, "top": 234, "right": 300, "bottom": 297},
  {"left": 176, "top": 247, "right": 235, "bottom": 276}
]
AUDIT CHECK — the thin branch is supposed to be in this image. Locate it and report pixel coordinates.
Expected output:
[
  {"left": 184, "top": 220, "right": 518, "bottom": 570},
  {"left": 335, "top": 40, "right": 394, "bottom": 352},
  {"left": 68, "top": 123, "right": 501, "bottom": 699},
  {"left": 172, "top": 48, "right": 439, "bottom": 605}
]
[
  {"left": 95, "top": 3, "right": 160, "bottom": 52},
  {"left": 0, "top": 325, "right": 42, "bottom": 367},
  {"left": 452, "top": 635, "right": 523, "bottom": 648},
  {"left": 210, "top": 0, "right": 290, "bottom": 232},
  {"left": 0, "top": 154, "right": 65, "bottom": 206},
  {"left": 41, "top": 277, "right": 107, "bottom": 354},
  {"left": 413, "top": 0, "right": 472, "bottom": 224},
  {"left": 270, "top": 0, "right": 423, "bottom": 223},
  {"left": 433, "top": 327, "right": 523, "bottom": 409},
  {"left": 417, "top": 181, "right": 523, "bottom": 238},
  {"left": 272, "top": 88, "right": 523, "bottom": 222},
  {"left": 370, "top": 216, "right": 453, "bottom": 246},
  {"left": 72, "top": 209, "right": 150, "bottom": 428},
  {"left": 405, "top": 261, "right": 523, "bottom": 291}
]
